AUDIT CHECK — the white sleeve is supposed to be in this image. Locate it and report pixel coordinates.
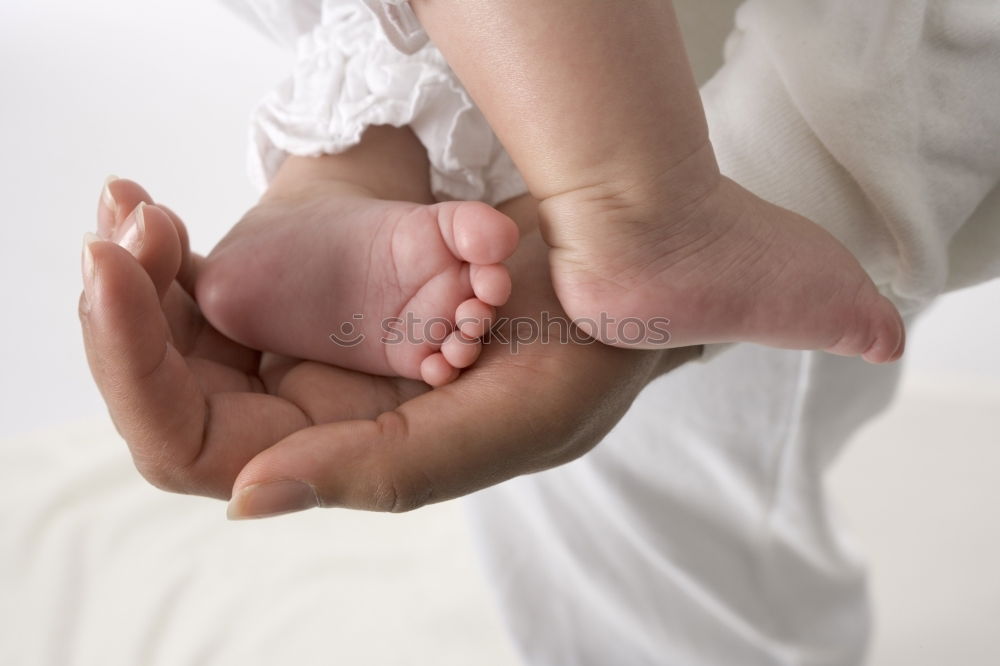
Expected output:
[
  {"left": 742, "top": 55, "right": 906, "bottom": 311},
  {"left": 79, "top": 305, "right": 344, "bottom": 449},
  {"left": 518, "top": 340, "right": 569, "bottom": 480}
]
[
  {"left": 244, "top": 0, "right": 526, "bottom": 206},
  {"left": 701, "top": 0, "right": 1000, "bottom": 315}
]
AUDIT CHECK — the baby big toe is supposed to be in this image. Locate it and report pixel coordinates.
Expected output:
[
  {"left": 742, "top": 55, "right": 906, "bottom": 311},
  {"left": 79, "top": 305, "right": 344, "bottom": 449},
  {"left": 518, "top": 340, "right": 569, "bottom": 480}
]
[
  {"left": 448, "top": 202, "right": 520, "bottom": 265},
  {"left": 827, "top": 291, "right": 905, "bottom": 364}
]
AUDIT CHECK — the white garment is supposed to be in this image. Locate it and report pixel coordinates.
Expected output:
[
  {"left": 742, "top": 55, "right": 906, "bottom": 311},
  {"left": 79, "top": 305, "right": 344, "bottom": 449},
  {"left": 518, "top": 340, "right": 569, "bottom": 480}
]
[
  {"left": 702, "top": 0, "right": 1000, "bottom": 314},
  {"left": 359, "top": 0, "right": 427, "bottom": 54},
  {"left": 468, "top": 345, "right": 905, "bottom": 666},
  {"left": 246, "top": 0, "right": 526, "bottom": 206}
]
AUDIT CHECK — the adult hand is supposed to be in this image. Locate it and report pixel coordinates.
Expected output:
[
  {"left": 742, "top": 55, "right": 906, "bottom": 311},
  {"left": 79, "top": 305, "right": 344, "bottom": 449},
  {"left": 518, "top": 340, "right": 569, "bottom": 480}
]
[
  {"left": 81, "top": 184, "right": 700, "bottom": 518},
  {"left": 83, "top": 179, "right": 427, "bottom": 500}
]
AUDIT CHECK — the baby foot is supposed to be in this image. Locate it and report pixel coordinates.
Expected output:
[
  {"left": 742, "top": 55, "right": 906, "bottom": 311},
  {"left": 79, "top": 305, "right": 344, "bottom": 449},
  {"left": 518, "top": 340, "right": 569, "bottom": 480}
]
[
  {"left": 197, "top": 188, "right": 519, "bottom": 386},
  {"left": 540, "top": 171, "right": 905, "bottom": 362}
]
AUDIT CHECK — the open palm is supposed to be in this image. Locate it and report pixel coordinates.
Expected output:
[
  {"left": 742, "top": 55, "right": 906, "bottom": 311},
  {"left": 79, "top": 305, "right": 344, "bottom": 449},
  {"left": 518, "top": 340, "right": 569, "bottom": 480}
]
[{"left": 81, "top": 181, "right": 699, "bottom": 518}]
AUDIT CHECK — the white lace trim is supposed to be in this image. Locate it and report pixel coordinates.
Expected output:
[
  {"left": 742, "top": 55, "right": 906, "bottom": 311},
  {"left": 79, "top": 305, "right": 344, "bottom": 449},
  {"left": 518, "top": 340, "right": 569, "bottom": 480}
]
[{"left": 249, "top": 1, "right": 526, "bottom": 205}]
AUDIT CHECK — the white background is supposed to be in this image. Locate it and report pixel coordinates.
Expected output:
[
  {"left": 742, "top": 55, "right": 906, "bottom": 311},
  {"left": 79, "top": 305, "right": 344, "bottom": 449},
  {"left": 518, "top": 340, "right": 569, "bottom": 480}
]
[{"left": 1, "top": 1, "right": 998, "bottom": 664}]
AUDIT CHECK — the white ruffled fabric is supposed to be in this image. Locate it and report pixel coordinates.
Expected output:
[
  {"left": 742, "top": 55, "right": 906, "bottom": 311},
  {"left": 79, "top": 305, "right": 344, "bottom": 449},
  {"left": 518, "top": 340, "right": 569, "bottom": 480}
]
[
  {"left": 360, "top": 0, "right": 428, "bottom": 54},
  {"left": 249, "top": 0, "right": 526, "bottom": 206}
]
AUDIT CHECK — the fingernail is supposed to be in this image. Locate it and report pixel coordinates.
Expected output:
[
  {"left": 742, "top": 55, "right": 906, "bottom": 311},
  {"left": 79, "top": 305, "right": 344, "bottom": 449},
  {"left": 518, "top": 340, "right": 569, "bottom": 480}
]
[
  {"left": 118, "top": 202, "right": 146, "bottom": 255},
  {"left": 81, "top": 232, "right": 100, "bottom": 311},
  {"left": 99, "top": 175, "right": 119, "bottom": 239},
  {"left": 227, "top": 480, "right": 320, "bottom": 520}
]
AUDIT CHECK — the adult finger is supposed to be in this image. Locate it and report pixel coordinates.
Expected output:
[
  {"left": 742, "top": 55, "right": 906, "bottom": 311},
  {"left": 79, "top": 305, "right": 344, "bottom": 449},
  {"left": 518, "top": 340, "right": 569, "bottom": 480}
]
[
  {"left": 80, "top": 239, "right": 309, "bottom": 498},
  {"left": 101, "top": 178, "right": 198, "bottom": 290}
]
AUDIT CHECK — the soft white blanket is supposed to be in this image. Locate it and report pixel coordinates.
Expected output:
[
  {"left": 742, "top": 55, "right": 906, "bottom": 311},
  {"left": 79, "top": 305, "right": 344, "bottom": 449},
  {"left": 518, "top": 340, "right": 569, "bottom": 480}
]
[{"left": 0, "top": 419, "right": 516, "bottom": 666}]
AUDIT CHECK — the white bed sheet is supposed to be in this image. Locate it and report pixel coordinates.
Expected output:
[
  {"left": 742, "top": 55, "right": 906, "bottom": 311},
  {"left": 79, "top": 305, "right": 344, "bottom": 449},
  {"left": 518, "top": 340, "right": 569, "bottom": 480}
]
[{"left": 0, "top": 419, "right": 519, "bottom": 666}]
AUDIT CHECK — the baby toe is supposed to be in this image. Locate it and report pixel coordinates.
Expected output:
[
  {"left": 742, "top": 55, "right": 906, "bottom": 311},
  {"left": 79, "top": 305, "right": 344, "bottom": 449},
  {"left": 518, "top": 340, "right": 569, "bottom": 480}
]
[
  {"left": 441, "top": 331, "right": 482, "bottom": 369},
  {"left": 861, "top": 297, "right": 907, "bottom": 364},
  {"left": 420, "top": 352, "right": 461, "bottom": 387},
  {"left": 455, "top": 298, "right": 496, "bottom": 339},
  {"left": 470, "top": 264, "right": 513, "bottom": 307}
]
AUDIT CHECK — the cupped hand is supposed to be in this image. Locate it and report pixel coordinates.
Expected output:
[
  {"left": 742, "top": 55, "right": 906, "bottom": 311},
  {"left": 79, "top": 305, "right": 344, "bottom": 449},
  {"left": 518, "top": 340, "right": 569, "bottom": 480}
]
[{"left": 81, "top": 182, "right": 700, "bottom": 518}]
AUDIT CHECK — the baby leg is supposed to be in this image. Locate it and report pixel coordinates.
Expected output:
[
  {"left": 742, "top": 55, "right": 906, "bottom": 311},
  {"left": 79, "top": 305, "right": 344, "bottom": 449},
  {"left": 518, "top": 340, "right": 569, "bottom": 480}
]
[{"left": 409, "top": 0, "right": 904, "bottom": 361}]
